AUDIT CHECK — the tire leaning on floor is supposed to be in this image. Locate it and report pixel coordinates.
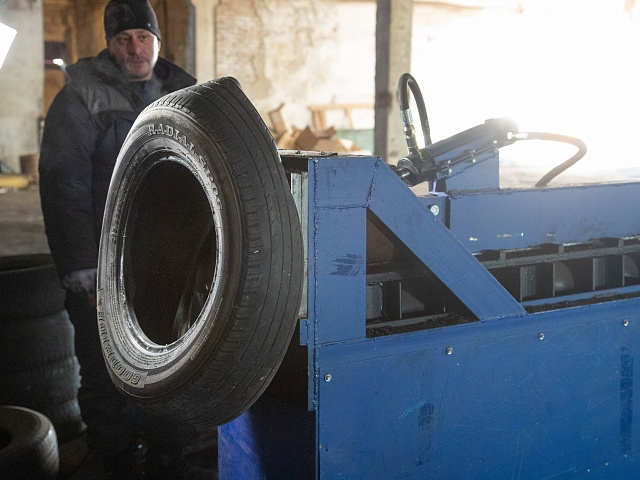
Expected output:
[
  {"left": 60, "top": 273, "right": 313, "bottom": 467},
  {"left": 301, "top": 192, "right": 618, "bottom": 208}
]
[
  {"left": 0, "top": 255, "right": 84, "bottom": 444},
  {"left": 0, "top": 254, "right": 65, "bottom": 319},
  {"left": 97, "top": 77, "right": 304, "bottom": 427},
  {"left": 0, "top": 405, "right": 59, "bottom": 479}
]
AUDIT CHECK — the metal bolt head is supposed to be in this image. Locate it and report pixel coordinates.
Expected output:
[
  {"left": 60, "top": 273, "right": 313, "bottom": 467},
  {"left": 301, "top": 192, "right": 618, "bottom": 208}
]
[
  {"left": 429, "top": 205, "right": 440, "bottom": 216},
  {"left": 623, "top": 319, "right": 630, "bottom": 327},
  {"left": 538, "top": 332, "right": 545, "bottom": 340},
  {"left": 324, "top": 374, "right": 332, "bottom": 382},
  {"left": 445, "top": 346, "right": 453, "bottom": 355}
]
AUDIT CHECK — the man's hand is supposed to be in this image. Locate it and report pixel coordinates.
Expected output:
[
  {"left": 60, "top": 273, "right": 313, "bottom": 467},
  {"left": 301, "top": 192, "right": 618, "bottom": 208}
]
[{"left": 62, "top": 268, "right": 97, "bottom": 307}]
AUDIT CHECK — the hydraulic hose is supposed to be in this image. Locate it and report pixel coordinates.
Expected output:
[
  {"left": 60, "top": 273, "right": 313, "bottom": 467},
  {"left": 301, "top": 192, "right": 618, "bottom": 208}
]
[
  {"left": 397, "top": 73, "right": 432, "bottom": 149},
  {"left": 512, "top": 132, "right": 588, "bottom": 186},
  {"left": 394, "top": 74, "right": 587, "bottom": 189}
]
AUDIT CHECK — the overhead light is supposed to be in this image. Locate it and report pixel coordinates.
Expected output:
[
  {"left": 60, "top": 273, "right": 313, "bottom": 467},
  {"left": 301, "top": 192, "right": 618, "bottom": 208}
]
[{"left": 0, "top": 22, "right": 17, "bottom": 69}]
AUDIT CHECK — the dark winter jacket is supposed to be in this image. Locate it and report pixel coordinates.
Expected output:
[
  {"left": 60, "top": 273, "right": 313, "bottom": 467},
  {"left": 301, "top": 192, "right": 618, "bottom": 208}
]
[{"left": 39, "top": 49, "right": 196, "bottom": 280}]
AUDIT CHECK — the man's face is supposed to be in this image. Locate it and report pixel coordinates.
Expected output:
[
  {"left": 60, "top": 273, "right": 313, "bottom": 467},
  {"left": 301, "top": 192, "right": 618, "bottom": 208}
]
[{"left": 108, "top": 28, "right": 160, "bottom": 81}]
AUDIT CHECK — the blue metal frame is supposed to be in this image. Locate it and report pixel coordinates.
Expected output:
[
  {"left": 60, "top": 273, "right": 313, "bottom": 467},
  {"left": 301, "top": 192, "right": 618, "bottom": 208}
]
[
  {"left": 446, "top": 183, "right": 640, "bottom": 254},
  {"left": 219, "top": 154, "right": 640, "bottom": 479}
]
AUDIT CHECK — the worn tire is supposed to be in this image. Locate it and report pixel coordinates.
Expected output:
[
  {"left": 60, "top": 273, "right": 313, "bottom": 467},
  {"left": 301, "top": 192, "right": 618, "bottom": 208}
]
[
  {"left": 0, "top": 259, "right": 84, "bottom": 445},
  {"left": 0, "top": 356, "right": 82, "bottom": 444},
  {"left": 0, "top": 255, "right": 65, "bottom": 320},
  {"left": 97, "top": 77, "right": 303, "bottom": 426},
  {"left": 0, "top": 310, "right": 75, "bottom": 370},
  {"left": 0, "top": 406, "right": 59, "bottom": 479}
]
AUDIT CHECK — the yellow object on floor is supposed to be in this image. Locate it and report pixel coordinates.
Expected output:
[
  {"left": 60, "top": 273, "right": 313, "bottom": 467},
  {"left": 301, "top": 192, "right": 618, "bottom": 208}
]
[{"left": 0, "top": 174, "right": 30, "bottom": 189}]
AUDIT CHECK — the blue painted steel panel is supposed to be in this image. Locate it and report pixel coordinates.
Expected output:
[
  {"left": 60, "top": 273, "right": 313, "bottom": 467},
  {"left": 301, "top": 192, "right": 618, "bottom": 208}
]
[
  {"left": 367, "top": 161, "right": 525, "bottom": 322},
  {"left": 308, "top": 155, "right": 525, "bottom": 328},
  {"left": 312, "top": 206, "right": 367, "bottom": 342},
  {"left": 219, "top": 394, "right": 315, "bottom": 479},
  {"left": 220, "top": 297, "right": 640, "bottom": 479},
  {"left": 446, "top": 183, "right": 640, "bottom": 253},
  {"left": 442, "top": 153, "right": 499, "bottom": 191},
  {"left": 317, "top": 300, "right": 640, "bottom": 478},
  {"left": 307, "top": 157, "right": 369, "bottom": 343},
  {"left": 310, "top": 156, "right": 379, "bottom": 209}
]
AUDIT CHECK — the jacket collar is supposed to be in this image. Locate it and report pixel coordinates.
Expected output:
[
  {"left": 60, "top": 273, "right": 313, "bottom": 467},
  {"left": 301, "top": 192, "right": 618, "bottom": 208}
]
[{"left": 66, "top": 49, "right": 195, "bottom": 93}]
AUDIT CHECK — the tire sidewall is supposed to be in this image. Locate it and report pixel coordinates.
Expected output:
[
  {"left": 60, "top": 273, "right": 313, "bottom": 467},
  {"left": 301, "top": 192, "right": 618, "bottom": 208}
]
[
  {"left": 98, "top": 106, "right": 242, "bottom": 397},
  {"left": 0, "top": 406, "right": 59, "bottom": 478}
]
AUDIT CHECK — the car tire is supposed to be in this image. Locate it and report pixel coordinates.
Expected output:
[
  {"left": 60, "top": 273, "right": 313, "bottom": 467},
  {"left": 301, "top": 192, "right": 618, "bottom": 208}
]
[
  {"left": 0, "top": 405, "right": 59, "bottom": 479},
  {"left": 98, "top": 77, "right": 303, "bottom": 427},
  {"left": 0, "top": 257, "right": 84, "bottom": 445},
  {"left": 0, "top": 254, "right": 65, "bottom": 320}
]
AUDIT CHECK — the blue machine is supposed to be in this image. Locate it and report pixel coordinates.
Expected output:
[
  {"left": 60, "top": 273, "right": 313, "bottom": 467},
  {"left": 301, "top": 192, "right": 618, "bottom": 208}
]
[{"left": 218, "top": 77, "right": 640, "bottom": 479}]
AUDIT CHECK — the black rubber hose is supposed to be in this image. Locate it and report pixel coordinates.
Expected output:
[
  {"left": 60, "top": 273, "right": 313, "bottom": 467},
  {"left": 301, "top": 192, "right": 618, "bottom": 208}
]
[
  {"left": 397, "top": 73, "right": 432, "bottom": 146},
  {"left": 514, "top": 132, "right": 587, "bottom": 186}
]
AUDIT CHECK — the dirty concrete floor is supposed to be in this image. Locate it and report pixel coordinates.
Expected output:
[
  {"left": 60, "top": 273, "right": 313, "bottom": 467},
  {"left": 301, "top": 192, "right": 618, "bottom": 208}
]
[{"left": 0, "top": 186, "right": 49, "bottom": 257}]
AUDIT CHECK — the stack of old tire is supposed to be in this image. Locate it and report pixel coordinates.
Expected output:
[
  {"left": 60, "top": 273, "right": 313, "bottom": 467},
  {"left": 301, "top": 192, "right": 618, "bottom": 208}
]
[{"left": 0, "top": 254, "right": 85, "bottom": 478}]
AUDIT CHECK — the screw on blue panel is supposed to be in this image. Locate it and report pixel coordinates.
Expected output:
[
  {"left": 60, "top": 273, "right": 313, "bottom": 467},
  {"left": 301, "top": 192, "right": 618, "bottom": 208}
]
[
  {"left": 623, "top": 319, "right": 630, "bottom": 327},
  {"left": 324, "top": 374, "right": 332, "bottom": 382},
  {"left": 538, "top": 332, "right": 545, "bottom": 340},
  {"left": 445, "top": 346, "right": 453, "bottom": 355}
]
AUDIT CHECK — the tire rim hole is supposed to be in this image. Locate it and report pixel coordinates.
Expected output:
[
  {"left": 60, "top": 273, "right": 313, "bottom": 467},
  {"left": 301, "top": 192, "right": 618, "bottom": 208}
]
[
  {"left": 123, "top": 160, "right": 217, "bottom": 346},
  {"left": 0, "top": 428, "right": 11, "bottom": 449}
]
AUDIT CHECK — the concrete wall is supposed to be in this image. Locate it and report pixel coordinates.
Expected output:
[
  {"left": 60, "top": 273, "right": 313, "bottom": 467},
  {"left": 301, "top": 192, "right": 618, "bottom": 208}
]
[
  {"left": 215, "top": 0, "right": 377, "bottom": 132},
  {"left": 0, "top": 0, "right": 44, "bottom": 172},
  {"left": 1, "top": 0, "right": 636, "bottom": 173},
  {"left": 0, "top": 0, "right": 509, "bottom": 172}
]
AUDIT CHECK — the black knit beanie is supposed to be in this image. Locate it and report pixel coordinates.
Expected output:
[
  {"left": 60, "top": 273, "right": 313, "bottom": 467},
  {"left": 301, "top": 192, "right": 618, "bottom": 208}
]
[{"left": 104, "top": 0, "right": 161, "bottom": 43}]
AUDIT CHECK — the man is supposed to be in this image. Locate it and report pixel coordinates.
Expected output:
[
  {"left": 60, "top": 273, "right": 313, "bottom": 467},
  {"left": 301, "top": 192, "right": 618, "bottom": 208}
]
[{"left": 39, "top": 1, "right": 202, "bottom": 478}]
